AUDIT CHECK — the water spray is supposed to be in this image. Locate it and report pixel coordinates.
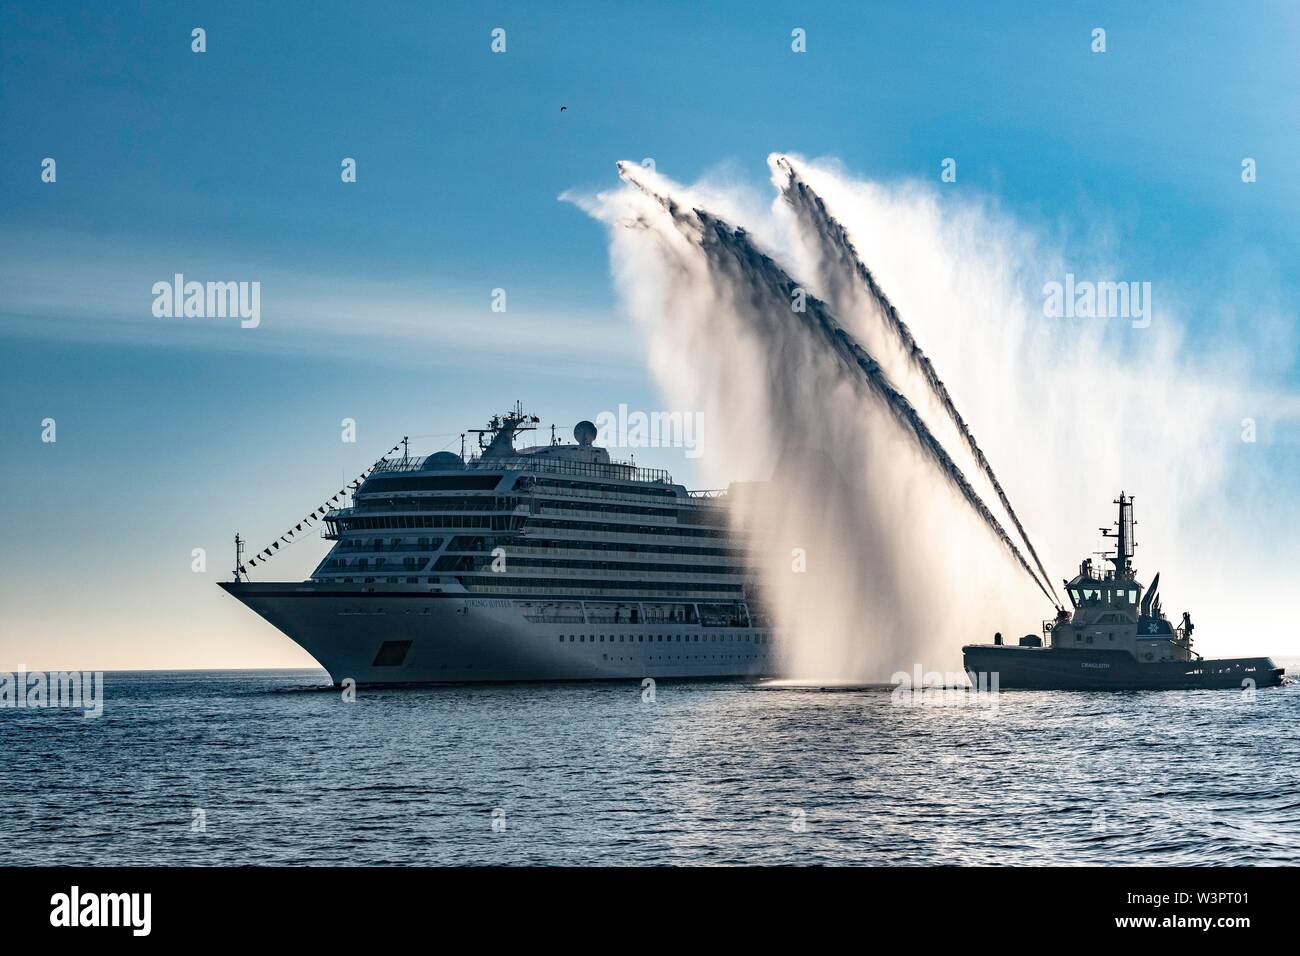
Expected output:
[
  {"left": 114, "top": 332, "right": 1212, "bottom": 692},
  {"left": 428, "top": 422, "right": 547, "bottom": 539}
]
[
  {"left": 772, "top": 154, "right": 1061, "bottom": 607},
  {"left": 615, "top": 161, "right": 1058, "bottom": 608}
]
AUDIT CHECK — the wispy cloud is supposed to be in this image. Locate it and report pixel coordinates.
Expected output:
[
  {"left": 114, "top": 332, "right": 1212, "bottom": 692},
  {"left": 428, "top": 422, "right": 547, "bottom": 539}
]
[{"left": 0, "top": 230, "right": 642, "bottom": 377}]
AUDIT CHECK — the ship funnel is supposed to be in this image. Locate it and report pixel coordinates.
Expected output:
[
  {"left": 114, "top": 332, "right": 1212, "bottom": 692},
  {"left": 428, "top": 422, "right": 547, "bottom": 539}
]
[{"left": 1140, "top": 571, "right": 1160, "bottom": 616}]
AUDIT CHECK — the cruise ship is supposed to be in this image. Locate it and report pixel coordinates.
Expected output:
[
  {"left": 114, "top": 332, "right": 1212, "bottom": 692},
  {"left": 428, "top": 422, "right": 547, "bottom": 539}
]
[{"left": 221, "top": 405, "right": 774, "bottom": 684}]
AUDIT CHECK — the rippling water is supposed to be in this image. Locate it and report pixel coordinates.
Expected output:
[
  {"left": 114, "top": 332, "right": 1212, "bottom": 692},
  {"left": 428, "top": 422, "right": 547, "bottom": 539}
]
[{"left": 2, "top": 665, "right": 1296, "bottom": 865}]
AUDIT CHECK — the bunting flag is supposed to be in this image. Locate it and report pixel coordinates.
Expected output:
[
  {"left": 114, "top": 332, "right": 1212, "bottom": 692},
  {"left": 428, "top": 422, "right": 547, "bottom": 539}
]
[{"left": 241, "top": 440, "right": 406, "bottom": 576}]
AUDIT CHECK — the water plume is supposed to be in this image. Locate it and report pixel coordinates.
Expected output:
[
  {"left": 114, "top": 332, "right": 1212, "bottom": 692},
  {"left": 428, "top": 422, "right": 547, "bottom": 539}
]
[
  {"left": 684, "top": 200, "right": 1057, "bottom": 608},
  {"left": 771, "top": 154, "right": 1060, "bottom": 606},
  {"left": 578, "top": 163, "right": 1055, "bottom": 679},
  {"left": 572, "top": 154, "right": 1299, "bottom": 676}
]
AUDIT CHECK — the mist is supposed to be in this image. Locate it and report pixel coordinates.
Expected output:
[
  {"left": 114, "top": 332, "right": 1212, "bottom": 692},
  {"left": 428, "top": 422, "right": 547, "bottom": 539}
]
[{"left": 571, "top": 156, "right": 1300, "bottom": 678}]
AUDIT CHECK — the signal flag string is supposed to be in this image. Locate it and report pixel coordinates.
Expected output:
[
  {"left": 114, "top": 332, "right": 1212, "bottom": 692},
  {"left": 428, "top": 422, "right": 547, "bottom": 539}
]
[{"left": 242, "top": 440, "right": 405, "bottom": 572}]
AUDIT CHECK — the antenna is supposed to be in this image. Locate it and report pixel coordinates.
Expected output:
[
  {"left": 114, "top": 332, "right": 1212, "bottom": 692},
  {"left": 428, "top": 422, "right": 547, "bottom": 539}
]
[
  {"left": 1100, "top": 492, "right": 1135, "bottom": 577},
  {"left": 234, "top": 533, "right": 246, "bottom": 582},
  {"left": 402, "top": 435, "right": 409, "bottom": 463}
]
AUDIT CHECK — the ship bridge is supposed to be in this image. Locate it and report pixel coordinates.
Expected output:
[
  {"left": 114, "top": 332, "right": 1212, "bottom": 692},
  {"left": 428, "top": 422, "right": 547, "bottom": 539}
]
[{"left": 1064, "top": 562, "right": 1141, "bottom": 614}]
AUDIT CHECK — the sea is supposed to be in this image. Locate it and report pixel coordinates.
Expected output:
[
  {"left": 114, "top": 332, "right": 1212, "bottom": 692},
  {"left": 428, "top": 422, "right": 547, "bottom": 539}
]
[{"left": 2, "top": 663, "right": 1297, "bottom": 866}]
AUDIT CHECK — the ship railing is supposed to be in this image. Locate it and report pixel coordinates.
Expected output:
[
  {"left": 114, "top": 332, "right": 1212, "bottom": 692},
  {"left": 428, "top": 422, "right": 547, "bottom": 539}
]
[
  {"left": 466, "top": 584, "right": 744, "bottom": 598},
  {"left": 369, "top": 456, "right": 429, "bottom": 474},
  {"left": 370, "top": 453, "right": 673, "bottom": 484},
  {"left": 528, "top": 486, "right": 683, "bottom": 507},
  {"left": 331, "top": 543, "right": 445, "bottom": 554},
  {"left": 464, "top": 567, "right": 745, "bottom": 581},
  {"left": 504, "top": 544, "right": 740, "bottom": 565},
  {"left": 470, "top": 455, "right": 673, "bottom": 484},
  {"left": 328, "top": 503, "right": 520, "bottom": 517},
  {"left": 536, "top": 505, "right": 677, "bottom": 525}
]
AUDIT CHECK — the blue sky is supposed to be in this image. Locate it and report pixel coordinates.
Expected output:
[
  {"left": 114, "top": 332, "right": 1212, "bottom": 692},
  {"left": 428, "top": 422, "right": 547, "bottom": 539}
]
[{"left": 1, "top": 1, "right": 1296, "bottom": 668}]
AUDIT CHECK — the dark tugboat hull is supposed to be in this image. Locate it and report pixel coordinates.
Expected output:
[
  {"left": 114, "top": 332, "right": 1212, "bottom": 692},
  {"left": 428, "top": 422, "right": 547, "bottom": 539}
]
[{"left": 962, "top": 645, "right": 1285, "bottom": 691}]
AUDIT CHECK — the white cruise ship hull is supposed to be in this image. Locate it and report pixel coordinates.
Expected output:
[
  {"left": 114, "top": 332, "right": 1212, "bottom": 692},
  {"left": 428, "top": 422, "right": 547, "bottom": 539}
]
[{"left": 222, "top": 583, "right": 773, "bottom": 685}]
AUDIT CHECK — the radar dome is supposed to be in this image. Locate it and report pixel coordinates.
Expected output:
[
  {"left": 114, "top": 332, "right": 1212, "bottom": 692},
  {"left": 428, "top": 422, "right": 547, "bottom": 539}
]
[
  {"left": 574, "top": 421, "right": 598, "bottom": 446},
  {"left": 425, "top": 451, "right": 464, "bottom": 470}
]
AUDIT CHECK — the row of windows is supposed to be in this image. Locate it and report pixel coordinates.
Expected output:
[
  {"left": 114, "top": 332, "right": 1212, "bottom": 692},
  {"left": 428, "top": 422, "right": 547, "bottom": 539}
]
[
  {"left": 559, "top": 633, "right": 768, "bottom": 645},
  {"left": 351, "top": 496, "right": 516, "bottom": 514},
  {"left": 522, "top": 477, "right": 679, "bottom": 501},
  {"left": 361, "top": 475, "right": 502, "bottom": 493},
  {"left": 338, "top": 515, "right": 506, "bottom": 531},
  {"left": 1069, "top": 586, "right": 1140, "bottom": 607},
  {"left": 1072, "top": 633, "right": 1114, "bottom": 644},
  {"left": 524, "top": 517, "right": 728, "bottom": 541},
  {"left": 332, "top": 536, "right": 446, "bottom": 553},
  {"left": 534, "top": 497, "right": 681, "bottom": 521},
  {"left": 324, "top": 577, "right": 440, "bottom": 585},
  {"left": 324, "top": 557, "right": 430, "bottom": 571},
  {"left": 434, "top": 555, "right": 745, "bottom": 577},
  {"left": 445, "top": 535, "right": 743, "bottom": 560},
  {"left": 461, "top": 575, "right": 744, "bottom": 596},
  {"left": 338, "top": 510, "right": 730, "bottom": 538}
]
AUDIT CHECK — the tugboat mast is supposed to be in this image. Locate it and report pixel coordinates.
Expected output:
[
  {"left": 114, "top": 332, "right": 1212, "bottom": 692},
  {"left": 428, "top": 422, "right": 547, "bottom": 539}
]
[{"left": 1101, "top": 492, "right": 1136, "bottom": 578}]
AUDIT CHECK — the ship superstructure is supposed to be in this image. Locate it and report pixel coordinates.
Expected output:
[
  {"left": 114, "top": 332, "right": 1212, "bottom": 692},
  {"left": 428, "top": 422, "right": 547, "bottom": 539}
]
[{"left": 221, "top": 404, "right": 772, "bottom": 684}]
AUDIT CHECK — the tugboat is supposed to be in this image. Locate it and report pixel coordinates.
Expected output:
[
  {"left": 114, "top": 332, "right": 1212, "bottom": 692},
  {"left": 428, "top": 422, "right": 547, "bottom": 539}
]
[{"left": 963, "top": 493, "right": 1285, "bottom": 690}]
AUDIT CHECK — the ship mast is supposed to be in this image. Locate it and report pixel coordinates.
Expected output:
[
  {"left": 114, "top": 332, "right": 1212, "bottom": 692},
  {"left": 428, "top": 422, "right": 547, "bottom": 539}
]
[
  {"left": 1100, "top": 492, "right": 1135, "bottom": 578},
  {"left": 467, "top": 401, "right": 540, "bottom": 457}
]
